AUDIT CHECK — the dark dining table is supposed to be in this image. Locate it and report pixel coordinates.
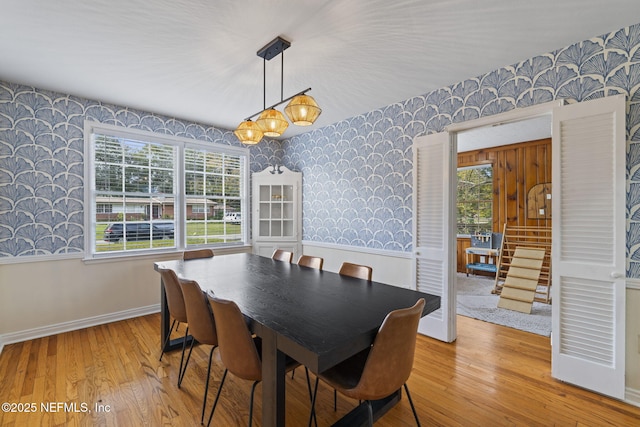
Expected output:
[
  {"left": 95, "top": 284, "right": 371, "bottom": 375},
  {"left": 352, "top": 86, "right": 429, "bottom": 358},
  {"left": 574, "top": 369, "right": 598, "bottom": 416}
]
[{"left": 154, "top": 252, "right": 440, "bottom": 427}]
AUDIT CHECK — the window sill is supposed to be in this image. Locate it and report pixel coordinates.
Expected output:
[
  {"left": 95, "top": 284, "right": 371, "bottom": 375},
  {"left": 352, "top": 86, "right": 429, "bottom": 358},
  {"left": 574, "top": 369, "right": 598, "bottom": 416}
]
[{"left": 82, "top": 244, "right": 253, "bottom": 264}]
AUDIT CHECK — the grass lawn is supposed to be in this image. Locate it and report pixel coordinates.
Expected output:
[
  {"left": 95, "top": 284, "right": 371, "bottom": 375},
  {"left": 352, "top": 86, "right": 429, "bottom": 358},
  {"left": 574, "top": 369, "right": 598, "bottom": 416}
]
[{"left": 95, "top": 222, "right": 242, "bottom": 252}]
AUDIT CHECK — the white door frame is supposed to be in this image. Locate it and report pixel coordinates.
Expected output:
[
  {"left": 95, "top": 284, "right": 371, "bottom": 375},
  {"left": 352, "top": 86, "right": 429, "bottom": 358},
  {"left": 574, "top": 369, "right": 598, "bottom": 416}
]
[
  {"left": 447, "top": 100, "right": 563, "bottom": 136},
  {"left": 441, "top": 98, "right": 627, "bottom": 400}
]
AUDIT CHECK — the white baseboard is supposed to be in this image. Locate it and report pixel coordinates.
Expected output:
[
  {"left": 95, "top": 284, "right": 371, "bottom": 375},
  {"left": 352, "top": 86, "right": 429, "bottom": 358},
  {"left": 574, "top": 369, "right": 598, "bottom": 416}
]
[
  {"left": 0, "top": 304, "right": 161, "bottom": 354},
  {"left": 626, "top": 387, "right": 640, "bottom": 407}
]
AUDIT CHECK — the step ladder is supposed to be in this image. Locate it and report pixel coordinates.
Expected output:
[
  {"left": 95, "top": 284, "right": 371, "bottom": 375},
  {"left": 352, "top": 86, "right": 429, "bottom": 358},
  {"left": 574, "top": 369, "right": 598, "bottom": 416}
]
[
  {"left": 492, "top": 225, "right": 552, "bottom": 303},
  {"left": 497, "top": 247, "right": 546, "bottom": 314}
]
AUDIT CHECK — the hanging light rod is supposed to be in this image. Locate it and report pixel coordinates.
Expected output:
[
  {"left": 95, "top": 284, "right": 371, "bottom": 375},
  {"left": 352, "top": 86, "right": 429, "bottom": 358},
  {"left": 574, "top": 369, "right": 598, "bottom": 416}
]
[
  {"left": 257, "top": 36, "right": 291, "bottom": 61},
  {"left": 233, "top": 36, "right": 322, "bottom": 144},
  {"left": 243, "top": 87, "right": 312, "bottom": 121}
]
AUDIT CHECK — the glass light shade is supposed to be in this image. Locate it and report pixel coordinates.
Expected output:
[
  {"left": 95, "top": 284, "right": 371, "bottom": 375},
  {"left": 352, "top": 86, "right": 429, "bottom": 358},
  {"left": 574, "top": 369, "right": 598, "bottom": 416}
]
[
  {"left": 285, "top": 94, "right": 321, "bottom": 126},
  {"left": 256, "top": 108, "right": 289, "bottom": 137},
  {"left": 233, "top": 120, "right": 264, "bottom": 145}
]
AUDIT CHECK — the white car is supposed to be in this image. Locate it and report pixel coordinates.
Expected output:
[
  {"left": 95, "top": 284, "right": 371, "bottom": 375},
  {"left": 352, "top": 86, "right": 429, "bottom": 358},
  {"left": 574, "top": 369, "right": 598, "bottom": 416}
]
[{"left": 224, "top": 212, "right": 241, "bottom": 222}]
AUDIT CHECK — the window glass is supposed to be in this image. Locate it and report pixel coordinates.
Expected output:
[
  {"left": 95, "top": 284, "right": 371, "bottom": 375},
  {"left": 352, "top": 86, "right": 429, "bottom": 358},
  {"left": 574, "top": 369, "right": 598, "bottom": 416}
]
[
  {"left": 87, "top": 125, "right": 248, "bottom": 257},
  {"left": 184, "top": 148, "right": 244, "bottom": 246},
  {"left": 457, "top": 164, "right": 493, "bottom": 235}
]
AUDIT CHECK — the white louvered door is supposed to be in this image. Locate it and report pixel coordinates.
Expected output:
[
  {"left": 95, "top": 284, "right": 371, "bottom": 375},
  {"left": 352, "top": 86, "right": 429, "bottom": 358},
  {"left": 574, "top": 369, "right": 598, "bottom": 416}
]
[
  {"left": 551, "top": 94, "right": 626, "bottom": 398},
  {"left": 413, "top": 131, "right": 457, "bottom": 342}
]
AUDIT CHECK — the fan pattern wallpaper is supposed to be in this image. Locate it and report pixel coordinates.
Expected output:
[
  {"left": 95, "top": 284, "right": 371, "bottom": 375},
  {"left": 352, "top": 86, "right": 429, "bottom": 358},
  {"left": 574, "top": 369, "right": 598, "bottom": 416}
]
[
  {"left": 283, "top": 23, "right": 640, "bottom": 276},
  {"left": 0, "top": 91, "right": 279, "bottom": 256},
  {"left": 2, "top": 23, "right": 640, "bottom": 275}
]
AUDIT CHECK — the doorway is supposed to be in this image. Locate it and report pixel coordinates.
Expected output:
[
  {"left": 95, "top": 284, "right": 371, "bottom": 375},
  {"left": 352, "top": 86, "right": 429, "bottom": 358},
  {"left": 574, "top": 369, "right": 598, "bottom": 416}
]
[
  {"left": 428, "top": 95, "right": 627, "bottom": 399},
  {"left": 455, "top": 119, "right": 552, "bottom": 335}
]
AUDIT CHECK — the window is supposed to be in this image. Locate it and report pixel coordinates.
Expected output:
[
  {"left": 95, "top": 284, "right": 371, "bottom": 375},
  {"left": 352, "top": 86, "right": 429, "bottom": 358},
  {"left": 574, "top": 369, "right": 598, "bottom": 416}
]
[
  {"left": 184, "top": 148, "right": 244, "bottom": 245},
  {"left": 191, "top": 204, "right": 207, "bottom": 214},
  {"left": 85, "top": 122, "right": 249, "bottom": 257},
  {"left": 457, "top": 164, "right": 493, "bottom": 235},
  {"left": 96, "top": 203, "right": 112, "bottom": 213}
]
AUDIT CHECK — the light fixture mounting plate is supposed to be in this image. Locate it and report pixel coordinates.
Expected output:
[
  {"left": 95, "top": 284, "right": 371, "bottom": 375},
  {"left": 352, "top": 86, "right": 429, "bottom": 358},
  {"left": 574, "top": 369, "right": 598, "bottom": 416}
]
[{"left": 257, "top": 36, "right": 291, "bottom": 61}]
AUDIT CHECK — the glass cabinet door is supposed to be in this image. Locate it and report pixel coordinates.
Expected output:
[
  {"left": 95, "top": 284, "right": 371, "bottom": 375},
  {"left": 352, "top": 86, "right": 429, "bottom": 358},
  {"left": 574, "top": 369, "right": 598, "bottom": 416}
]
[{"left": 258, "top": 184, "right": 295, "bottom": 238}]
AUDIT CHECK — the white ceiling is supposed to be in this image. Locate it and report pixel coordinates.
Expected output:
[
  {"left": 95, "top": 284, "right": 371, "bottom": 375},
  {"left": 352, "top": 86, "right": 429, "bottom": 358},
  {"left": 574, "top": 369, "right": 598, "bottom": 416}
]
[{"left": 1, "top": 0, "right": 639, "bottom": 138}]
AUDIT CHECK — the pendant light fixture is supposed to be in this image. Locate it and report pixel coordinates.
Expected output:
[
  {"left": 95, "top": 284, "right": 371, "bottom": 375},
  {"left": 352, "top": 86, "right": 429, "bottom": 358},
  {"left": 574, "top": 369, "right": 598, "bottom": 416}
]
[
  {"left": 234, "top": 36, "right": 321, "bottom": 144},
  {"left": 257, "top": 109, "right": 289, "bottom": 137},
  {"left": 285, "top": 94, "right": 322, "bottom": 126},
  {"left": 233, "top": 120, "right": 263, "bottom": 145}
]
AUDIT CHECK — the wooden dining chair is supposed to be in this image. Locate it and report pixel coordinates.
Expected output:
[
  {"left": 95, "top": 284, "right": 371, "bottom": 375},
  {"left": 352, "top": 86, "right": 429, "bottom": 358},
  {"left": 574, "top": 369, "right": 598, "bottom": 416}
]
[
  {"left": 179, "top": 279, "right": 219, "bottom": 424},
  {"left": 183, "top": 248, "right": 214, "bottom": 260},
  {"left": 206, "top": 295, "right": 313, "bottom": 427},
  {"left": 272, "top": 249, "right": 293, "bottom": 263},
  {"left": 297, "top": 255, "right": 324, "bottom": 270},
  {"left": 339, "top": 262, "right": 372, "bottom": 281},
  {"left": 158, "top": 268, "right": 189, "bottom": 384},
  {"left": 309, "top": 298, "right": 426, "bottom": 426}
]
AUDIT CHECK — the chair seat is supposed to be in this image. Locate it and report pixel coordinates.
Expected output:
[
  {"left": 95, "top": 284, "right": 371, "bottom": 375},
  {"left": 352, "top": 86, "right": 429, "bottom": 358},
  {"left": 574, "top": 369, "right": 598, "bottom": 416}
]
[{"left": 317, "top": 347, "right": 370, "bottom": 397}]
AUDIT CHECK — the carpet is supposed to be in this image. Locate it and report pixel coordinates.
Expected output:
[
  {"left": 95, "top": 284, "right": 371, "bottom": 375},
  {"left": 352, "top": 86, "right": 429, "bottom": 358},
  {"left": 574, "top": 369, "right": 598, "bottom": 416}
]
[{"left": 456, "top": 273, "right": 552, "bottom": 336}]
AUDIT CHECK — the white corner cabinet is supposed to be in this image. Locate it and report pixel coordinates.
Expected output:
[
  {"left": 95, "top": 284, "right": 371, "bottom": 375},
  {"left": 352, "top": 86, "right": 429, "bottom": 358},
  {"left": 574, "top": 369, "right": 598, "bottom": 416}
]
[{"left": 252, "top": 166, "right": 302, "bottom": 259}]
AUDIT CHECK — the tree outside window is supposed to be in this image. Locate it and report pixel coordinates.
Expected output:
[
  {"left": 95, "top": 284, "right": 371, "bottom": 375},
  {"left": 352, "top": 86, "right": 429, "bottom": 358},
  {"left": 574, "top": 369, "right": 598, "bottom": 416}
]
[{"left": 457, "top": 164, "right": 493, "bottom": 235}]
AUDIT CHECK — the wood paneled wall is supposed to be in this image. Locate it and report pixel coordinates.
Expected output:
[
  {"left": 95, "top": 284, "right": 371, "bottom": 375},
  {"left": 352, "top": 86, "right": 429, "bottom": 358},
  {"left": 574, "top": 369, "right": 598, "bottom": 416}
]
[{"left": 457, "top": 138, "right": 551, "bottom": 272}]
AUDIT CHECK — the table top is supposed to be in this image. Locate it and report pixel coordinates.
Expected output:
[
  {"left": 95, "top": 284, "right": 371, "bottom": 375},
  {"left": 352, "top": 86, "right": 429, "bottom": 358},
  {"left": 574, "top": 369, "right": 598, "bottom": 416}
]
[{"left": 155, "top": 252, "right": 440, "bottom": 373}]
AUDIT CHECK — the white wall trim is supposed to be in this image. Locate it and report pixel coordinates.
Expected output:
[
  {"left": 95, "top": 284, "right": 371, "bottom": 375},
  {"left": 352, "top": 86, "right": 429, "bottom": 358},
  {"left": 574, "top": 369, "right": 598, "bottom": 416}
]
[
  {"left": 0, "top": 252, "right": 85, "bottom": 265},
  {"left": 0, "top": 304, "right": 160, "bottom": 353},
  {"left": 446, "top": 99, "right": 564, "bottom": 133},
  {"left": 626, "top": 278, "right": 640, "bottom": 290},
  {"left": 626, "top": 387, "right": 640, "bottom": 408},
  {"left": 301, "top": 240, "right": 412, "bottom": 259},
  {"left": 0, "top": 245, "right": 253, "bottom": 266}
]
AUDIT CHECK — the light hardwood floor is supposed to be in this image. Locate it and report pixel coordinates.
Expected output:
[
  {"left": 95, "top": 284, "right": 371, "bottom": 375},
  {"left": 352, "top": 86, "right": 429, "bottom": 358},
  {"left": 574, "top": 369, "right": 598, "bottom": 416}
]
[{"left": 1, "top": 314, "right": 639, "bottom": 426}]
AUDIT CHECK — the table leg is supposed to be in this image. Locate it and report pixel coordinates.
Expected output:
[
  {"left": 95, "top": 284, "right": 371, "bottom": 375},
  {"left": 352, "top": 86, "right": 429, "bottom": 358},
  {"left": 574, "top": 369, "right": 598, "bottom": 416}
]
[
  {"left": 160, "top": 278, "right": 170, "bottom": 352},
  {"left": 261, "top": 328, "right": 286, "bottom": 427}
]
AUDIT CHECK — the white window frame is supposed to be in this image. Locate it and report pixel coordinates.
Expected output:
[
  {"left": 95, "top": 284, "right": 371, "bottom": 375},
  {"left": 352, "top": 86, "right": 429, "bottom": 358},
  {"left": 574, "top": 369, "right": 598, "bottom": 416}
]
[
  {"left": 456, "top": 163, "right": 493, "bottom": 237},
  {"left": 83, "top": 121, "right": 250, "bottom": 259}
]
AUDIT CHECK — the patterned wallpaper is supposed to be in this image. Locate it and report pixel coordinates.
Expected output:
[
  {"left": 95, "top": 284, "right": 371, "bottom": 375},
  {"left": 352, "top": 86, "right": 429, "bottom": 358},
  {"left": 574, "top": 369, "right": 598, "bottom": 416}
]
[
  {"left": 282, "top": 23, "right": 640, "bottom": 275},
  {"left": 3, "top": 23, "right": 640, "bottom": 276},
  {"left": 0, "top": 84, "right": 278, "bottom": 256}
]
